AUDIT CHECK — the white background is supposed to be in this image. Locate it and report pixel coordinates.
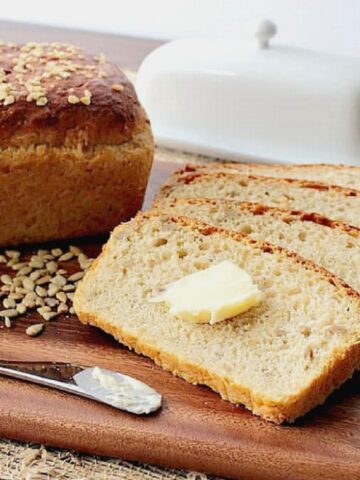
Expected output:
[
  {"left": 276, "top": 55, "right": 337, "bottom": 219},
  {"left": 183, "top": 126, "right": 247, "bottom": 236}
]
[{"left": 0, "top": 0, "right": 359, "bottom": 57}]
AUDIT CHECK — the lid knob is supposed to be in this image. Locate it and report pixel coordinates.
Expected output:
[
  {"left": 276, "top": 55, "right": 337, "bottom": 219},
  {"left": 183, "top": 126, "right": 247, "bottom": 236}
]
[{"left": 254, "top": 19, "right": 277, "bottom": 49}]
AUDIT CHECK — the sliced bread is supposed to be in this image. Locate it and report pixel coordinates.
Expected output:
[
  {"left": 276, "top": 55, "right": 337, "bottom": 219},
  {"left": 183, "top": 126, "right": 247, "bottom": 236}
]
[
  {"left": 74, "top": 212, "right": 360, "bottom": 424},
  {"left": 156, "top": 171, "right": 360, "bottom": 227},
  {"left": 179, "top": 163, "right": 360, "bottom": 190},
  {"left": 153, "top": 198, "right": 360, "bottom": 294}
]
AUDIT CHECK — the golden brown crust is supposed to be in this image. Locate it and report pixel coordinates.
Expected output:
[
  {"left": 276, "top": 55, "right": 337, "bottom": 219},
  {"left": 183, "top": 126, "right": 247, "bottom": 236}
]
[
  {"left": 74, "top": 309, "right": 360, "bottom": 424},
  {"left": 180, "top": 162, "right": 360, "bottom": 175},
  {"left": 0, "top": 42, "right": 144, "bottom": 147},
  {"left": 154, "top": 197, "right": 360, "bottom": 237},
  {"left": 158, "top": 171, "right": 360, "bottom": 199},
  {"left": 74, "top": 212, "right": 360, "bottom": 423},
  {"left": 179, "top": 162, "right": 360, "bottom": 191},
  {"left": 0, "top": 120, "right": 153, "bottom": 246}
]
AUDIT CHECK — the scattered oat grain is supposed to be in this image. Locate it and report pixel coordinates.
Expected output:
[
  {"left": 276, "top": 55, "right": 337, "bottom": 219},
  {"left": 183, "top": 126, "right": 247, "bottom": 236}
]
[
  {"left": 35, "top": 286, "right": 47, "bottom": 298},
  {"left": 12, "top": 262, "right": 26, "bottom": 271},
  {"left": 57, "top": 303, "right": 68, "bottom": 314},
  {"left": 43, "top": 312, "right": 58, "bottom": 321},
  {"left": 4, "top": 250, "right": 20, "bottom": 259},
  {"left": 9, "top": 292, "right": 24, "bottom": 301},
  {"left": 56, "top": 291, "right": 67, "bottom": 303},
  {"left": 29, "top": 271, "right": 42, "bottom": 281},
  {"left": 0, "top": 308, "right": 18, "bottom": 318},
  {"left": 22, "top": 278, "right": 35, "bottom": 291},
  {"left": 1, "top": 274, "right": 12, "bottom": 285},
  {"left": 46, "top": 261, "right": 58, "bottom": 274},
  {"left": 35, "top": 297, "right": 45, "bottom": 307},
  {"left": 30, "top": 258, "right": 44, "bottom": 269},
  {"left": 15, "top": 287, "right": 29, "bottom": 295},
  {"left": 17, "top": 266, "right": 32, "bottom": 276},
  {"left": 37, "top": 306, "right": 51, "bottom": 315},
  {"left": 36, "top": 275, "right": 51, "bottom": 285},
  {"left": 52, "top": 275, "right": 67, "bottom": 287},
  {"left": 3, "top": 298, "right": 15, "bottom": 309},
  {"left": 58, "top": 252, "right": 74, "bottom": 262},
  {"left": 69, "top": 246, "right": 82, "bottom": 256},
  {"left": 26, "top": 323, "right": 44, "bottom": 337},
  {"left": 45, "top": 298, "right": 58, "bottom": 308},
  {"left": 16, "top": 304, "right": 26, "bottom": 315},
  {"left": 68, "top": 271, "right": 84, "bottom": 282},
  {"left": 62, "top": 284, "right": 75, "bottom": 292},
  {"left": 47, "top": 283, "right": 60, "bottom": 296}
]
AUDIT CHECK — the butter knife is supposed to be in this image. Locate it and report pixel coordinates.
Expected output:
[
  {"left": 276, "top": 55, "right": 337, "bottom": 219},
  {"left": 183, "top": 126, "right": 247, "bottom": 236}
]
[{"left": 0, "top": 361, "right": 162, "bottom": 415}]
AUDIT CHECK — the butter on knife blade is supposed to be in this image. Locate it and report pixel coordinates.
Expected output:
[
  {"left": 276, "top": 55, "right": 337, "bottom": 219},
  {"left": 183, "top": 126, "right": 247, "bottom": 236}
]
[{"left": 0, "top": 361, "right": 162, "bottom": 415}]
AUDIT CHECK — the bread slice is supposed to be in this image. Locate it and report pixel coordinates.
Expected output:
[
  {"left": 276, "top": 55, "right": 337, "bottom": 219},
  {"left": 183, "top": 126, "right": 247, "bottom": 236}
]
[
  {"left": 179, "top": 163, "right": 360, "bottom": 190},
  {"left": 156, "top": 171, "right": 360, "bottom": 227},
  {"left": 153, "top": 198, "right": 360, "bottom": 294},
  {"left": 74, "top": 212, "right": 360, "bottom": 424}
]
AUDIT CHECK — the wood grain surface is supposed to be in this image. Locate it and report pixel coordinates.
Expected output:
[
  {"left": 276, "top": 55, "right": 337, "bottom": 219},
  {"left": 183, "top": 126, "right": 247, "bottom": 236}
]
[{"left": 0, "top": 160, "right": 359, "bottom": 480}]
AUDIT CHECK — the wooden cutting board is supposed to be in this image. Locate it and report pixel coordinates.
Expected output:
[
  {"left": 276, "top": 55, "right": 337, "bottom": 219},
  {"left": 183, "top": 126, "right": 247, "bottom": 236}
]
[{"left": 0, "top": 160, "right": 359, "bottom": 480}]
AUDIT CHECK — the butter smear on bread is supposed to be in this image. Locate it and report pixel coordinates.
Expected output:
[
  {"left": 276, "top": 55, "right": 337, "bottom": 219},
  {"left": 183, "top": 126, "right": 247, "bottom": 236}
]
[{"left": 150, "top": 261, "right": 262, "bottom": 324}]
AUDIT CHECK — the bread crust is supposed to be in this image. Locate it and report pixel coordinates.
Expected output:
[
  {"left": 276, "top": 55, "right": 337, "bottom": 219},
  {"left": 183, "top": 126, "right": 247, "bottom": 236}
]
[
  {"left": 181, "top": 162, "right": 360, "bottom": 175},
  {"left": 0, "top": 42, "right": 144, "bottom": 147},
  {"left": 72, "top": 309, "right": 360, "bottom": 424},
  {"left": 0, "top": 41, "right": 154, "bottom": 245},
  {"left": 179, "top": 163, "right": 360, "bottom": 190},
  {"left": 158, "top": 171, "right": 360, "bottom": 200},
  {"left": 154, "top": 197, "right": 360, "bottom": 237},
  {"left": 0, "top": 119, "right": 153, "bottom": 246},
  {"left": 74, "top": 212, "right": 360, "bottom": 424}
]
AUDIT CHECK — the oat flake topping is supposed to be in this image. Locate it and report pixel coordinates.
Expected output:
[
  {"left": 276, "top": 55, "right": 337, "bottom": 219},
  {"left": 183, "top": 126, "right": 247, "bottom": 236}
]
[{"left": 0, "top": 41, "right": 123, "bottom": 107}]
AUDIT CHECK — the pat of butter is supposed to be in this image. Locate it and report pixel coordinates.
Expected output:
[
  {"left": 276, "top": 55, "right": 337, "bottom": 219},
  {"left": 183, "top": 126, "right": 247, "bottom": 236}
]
[{"left": 150, "top": 261, "right": 262, "bottom": 325}]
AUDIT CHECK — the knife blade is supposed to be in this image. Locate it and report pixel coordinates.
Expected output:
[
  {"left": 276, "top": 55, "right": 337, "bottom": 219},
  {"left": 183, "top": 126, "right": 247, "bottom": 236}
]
[{"left": 0, "top": 361, "right": 162, "bottom": 415}]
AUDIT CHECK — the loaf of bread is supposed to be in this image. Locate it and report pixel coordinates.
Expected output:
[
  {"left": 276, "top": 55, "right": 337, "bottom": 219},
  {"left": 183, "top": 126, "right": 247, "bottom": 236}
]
[
  {"left": 157, "top": 172, "right": 360, "bottom": 227},
  {"left": 179, "top": 163, "right": 360, "bottom": 190},
  {"left": 74, "top": 212, "right": 360, "bottom": 424},
  {"left": 0, "top": 42, "right": 154, "bottom": 246},
  {"left": 154, "top": 198, "right": 360, "bottom": 293}
]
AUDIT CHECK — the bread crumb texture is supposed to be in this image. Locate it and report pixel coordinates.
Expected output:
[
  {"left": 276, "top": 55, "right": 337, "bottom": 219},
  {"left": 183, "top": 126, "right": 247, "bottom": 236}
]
[
  {"left": 74, "top": 213, "right": 360, "bottom": 424},
  {"left": 157, "top": 172, "right": 360, "bottom": 227},
  {"left": 154, "top": 198, "right": 360, "bottom": 294}
]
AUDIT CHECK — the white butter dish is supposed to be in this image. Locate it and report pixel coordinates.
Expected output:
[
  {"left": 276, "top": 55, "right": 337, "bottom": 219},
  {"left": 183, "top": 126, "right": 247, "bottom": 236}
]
[{"left": 136, "top": 20, "right": 360, "bottom": 165}]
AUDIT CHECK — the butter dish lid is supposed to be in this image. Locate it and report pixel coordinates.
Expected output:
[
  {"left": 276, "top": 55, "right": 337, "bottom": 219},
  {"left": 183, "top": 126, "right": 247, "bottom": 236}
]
[{"left": 136, "top": 20, "right": 360, "bottom": 165}]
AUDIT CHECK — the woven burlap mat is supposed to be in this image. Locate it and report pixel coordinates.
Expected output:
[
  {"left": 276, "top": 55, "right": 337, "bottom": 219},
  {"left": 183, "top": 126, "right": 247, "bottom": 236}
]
[
  {"left": 0, "top": 439, "right": 217, "bottom": 480},
  {"left": 0, "top": 146, "right": 224, "bottom": 480},
  {"left": 0, "top": 439, "right": 216, "bottom": 480}
]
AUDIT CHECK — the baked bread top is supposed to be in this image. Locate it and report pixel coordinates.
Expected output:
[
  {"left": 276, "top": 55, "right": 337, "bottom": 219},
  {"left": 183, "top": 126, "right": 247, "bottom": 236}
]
[{"left": 0, "top": 41, "right": 147, "bottom": 147}]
